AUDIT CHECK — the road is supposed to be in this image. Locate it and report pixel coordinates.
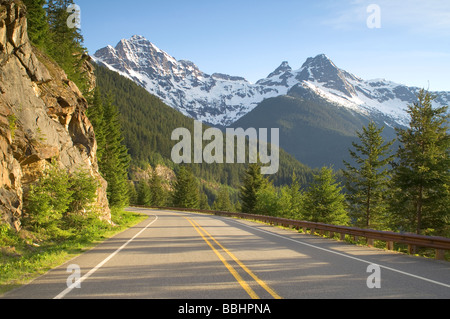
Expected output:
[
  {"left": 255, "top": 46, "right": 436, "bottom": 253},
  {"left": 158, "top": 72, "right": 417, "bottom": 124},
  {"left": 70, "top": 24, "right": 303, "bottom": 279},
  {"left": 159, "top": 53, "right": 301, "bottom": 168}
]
[{"left": 2, "top": 207, "right": 450, "bottom": 299}]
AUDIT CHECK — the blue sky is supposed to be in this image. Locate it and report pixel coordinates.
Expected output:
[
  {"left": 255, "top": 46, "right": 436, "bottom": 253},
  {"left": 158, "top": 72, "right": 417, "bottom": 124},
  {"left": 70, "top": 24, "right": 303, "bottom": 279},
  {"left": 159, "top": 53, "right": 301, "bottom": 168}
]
[{"left": 76, "top": 0, "right": 450, "bottom": 91}]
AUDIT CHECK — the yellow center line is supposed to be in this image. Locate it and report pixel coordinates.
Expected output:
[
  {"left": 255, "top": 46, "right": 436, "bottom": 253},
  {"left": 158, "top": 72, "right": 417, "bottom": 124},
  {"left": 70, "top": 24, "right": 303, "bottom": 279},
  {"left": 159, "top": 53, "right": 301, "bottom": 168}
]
[
  {"left": 189, "top": 218, "right": 283, "bottom": 300},
  {"left": 184, "top": 216, "right": 282, "bottom": 300},
  {"left": 184, "top": 217, "right": 260, "bottom": 299}
]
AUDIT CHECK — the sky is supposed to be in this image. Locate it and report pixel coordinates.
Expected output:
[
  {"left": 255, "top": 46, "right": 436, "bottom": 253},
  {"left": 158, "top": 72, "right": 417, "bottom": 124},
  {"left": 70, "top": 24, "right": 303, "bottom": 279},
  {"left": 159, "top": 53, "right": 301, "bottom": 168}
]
[{"left": 76, "top": 0, "right": 450, "bottom": 91}]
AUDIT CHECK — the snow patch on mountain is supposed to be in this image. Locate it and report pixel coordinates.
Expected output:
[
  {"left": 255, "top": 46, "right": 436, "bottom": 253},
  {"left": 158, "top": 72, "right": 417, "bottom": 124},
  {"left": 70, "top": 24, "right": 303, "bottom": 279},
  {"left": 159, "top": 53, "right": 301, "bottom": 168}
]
[{"left": 93, "top": 35, "right": 450, "bottom": 127}]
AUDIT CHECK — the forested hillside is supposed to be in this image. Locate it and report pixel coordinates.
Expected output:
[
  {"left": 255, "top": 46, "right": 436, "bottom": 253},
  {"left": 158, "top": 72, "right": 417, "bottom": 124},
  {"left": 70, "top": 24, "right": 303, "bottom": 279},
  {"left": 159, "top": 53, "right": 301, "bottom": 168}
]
[
  {"left": 94, "top": 63, "right": 317, "bottom": 191},
  {"left": 20, "top": 0, "right": 449, "bottom": 240},
  {"left": 232, "top": 94, "right": 399, "bottom": 170}
]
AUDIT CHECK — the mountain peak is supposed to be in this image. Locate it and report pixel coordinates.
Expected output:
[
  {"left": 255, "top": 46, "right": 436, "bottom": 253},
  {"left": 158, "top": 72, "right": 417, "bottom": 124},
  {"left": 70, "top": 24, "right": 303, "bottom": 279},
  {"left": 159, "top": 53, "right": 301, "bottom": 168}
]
[
  {"left": 295, "top": 54, "right": 357, "bottom": 97},
  {"left": 130, "top": 34, "right": 146, "bottom": 41},
  {"left": 93, "top": 38, "right": 449, "bottom": 128},
  {"left": 279, "top": 61, "right": 291, "bottom": 69},
  {"left": 301, "top": 54, "right": 336, "bottom": 70},
  {"left": 267, "top": 61, "right": 292, "bottom": 78}
]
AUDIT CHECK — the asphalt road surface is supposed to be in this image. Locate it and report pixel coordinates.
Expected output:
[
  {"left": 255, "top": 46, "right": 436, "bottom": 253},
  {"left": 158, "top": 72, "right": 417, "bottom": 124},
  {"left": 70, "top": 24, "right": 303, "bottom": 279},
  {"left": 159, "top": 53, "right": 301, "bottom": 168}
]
[{"left": 2, "top": 208, "right": 449, "bottom": 299}]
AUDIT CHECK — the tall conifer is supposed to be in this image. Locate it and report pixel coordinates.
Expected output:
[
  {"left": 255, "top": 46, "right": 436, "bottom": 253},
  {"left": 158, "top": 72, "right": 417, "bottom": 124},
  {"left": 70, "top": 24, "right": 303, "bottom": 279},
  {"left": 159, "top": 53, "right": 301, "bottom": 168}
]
[
  {"left": 172, "top": 166, "right": 199, "bottom": 209},
  {"left": 303, "top": 167, "right": 349, "bottom": 225},
  {"left": 149, "top": 171, "right": 167, "bottom": 207},
  {"left": 343, "top": 122, "right": 394, "bottom": 229},
  {"left": 390, "top": 90, "right": 450, "bottom": 236},
  {"left": 23, "top": 0, "right": 49, "bottom": 48},
  {"left": 239, "top": 163, "right": 268, "bottom": 214},
  {"left": 100, "top": 96, "right": 131, "bottom": 208},
  {"left": 46, "top": 0, "right": 88, "bottom": 93}
]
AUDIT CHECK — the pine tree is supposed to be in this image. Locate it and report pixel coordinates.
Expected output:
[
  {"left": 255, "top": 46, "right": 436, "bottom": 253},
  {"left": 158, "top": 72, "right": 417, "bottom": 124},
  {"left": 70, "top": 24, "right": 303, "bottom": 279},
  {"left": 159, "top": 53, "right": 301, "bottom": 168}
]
[
  {"left": 46, "top": 0, "right": 89, "bottom": 93},
  {"left": 303, "top": 167, "right": 349, "bottom": 225},
  {"left": 136, "top": 180, "right": 152, "bottom": 206},
  {"left": 287, "top": 172, "right": 304, "bottom": 220},
  {"left": 276, "top": 185, "right": 292, "bottom": 219},
  {"left": 254, "top": 182, "right": 280, "bottom": 216},
  {"left": 274, "top": 173, "right": 305, "bottom": 220},
  {"left": 86, "top": 90, "right": 131, "bottom": 209},
  {"left": 149, "top": 171, "right": 166, "bottom": 207},
  {"left": 390, "top": 90, "right": 450, "bottom": 236},
  {"left": 213, "top": 186, "right": 233, "bottom": 212},
  {"left": 25, "top": 161, "right": 73, "bottom": 233},
  {"left": 343, "top": 122, "right": 394, "bottom": 229},
  {"left": 86, "top": 88, "right": 106, "bottom": 160},
  {"left": 199, "top": 192, "right": 211, "bottom": 210},
  {"left": 68, "top": 169, "right": 99, "bottom": 214},
  {"left": 128, "top": 181, "right": 138, "bottom": 206},
  {"left": 239, "top": 163, "right": 269, "bottom": 214},
  {"left": 172, "top": 166, "right": 199, "bottom": 209},
  {"left": 23, "top": 0, "right": 49, "bottom": 49},
  {"left": 100, "top": 96, "right": 131, "bottom": 209}
]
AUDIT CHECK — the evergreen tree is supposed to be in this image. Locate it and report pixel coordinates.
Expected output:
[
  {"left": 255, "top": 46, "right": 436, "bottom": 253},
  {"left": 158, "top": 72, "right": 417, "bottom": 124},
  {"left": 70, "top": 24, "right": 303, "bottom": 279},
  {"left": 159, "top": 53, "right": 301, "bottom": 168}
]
[
  {"left": 213, "top": 186, "right": 234, "bottom": 212},
  {"left": 254, "top": 182, "right": 280, "bottom": 216},
  {"left": 136, "top": 180, "right": 152, "bottom": 206},
  {"left": 149, "top": 171, "right": 167, "bottom": 207},
  {"left": 127, "top": 181, "right": 138, "bottom": 206},
  {"left": 343, "top": 122, "right": 394, "bottom": 229},
  {"left": 46, "top": 0, "right": 89, "bottom": 93},
  {"left": 86, "top": 89, "right": 131, "bottom": 209},
  {"left": 86, "top": 88, "right": 106, "bottom": 160},
  {"left": 87, "top": 89, "right": 131, "bottom": 208},
  {"left": 68, "top": 169, "right": 99, "bottom": 214},
  {"left": 25, "top": 161, "right": 73, "bottom": 233},
  {"left": 199, "top": 192, "right": 211, "bottom": 210},
  {"left": 172, "top": 166, "right": 199, "bottom": 209},
  {"left": 303, "top": 167, "right": 349, "bottom": 225},
  {"left": 390, "top": 90, "right": 450, "bottom": 236},
  {"left": 239, "top": 163, "right": 269, "bottom": 214},
  {"left": 100, "top": 96, "right": 131, "bottom": 208},
  {"left": 276, "top": 185, "right": 292, "bottom": 219},
  {"left": 24, "top": 162, "right": 99, "bottom": 236},
  {"left": 286, "top": 172, "right": 304, "bottom": 220},
  {"left": 23, "top": 0, "right": 49, "bottom": 49},
  {"left": 64, "top": 169, "right": 100, "bottom": 230}
]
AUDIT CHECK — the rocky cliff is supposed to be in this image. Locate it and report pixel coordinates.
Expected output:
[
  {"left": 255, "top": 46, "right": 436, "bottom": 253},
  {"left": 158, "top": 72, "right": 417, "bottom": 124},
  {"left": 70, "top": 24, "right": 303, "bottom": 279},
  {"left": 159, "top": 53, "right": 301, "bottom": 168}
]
[{"left": 0, "top": 0, "right": 110, "bottom": 231}]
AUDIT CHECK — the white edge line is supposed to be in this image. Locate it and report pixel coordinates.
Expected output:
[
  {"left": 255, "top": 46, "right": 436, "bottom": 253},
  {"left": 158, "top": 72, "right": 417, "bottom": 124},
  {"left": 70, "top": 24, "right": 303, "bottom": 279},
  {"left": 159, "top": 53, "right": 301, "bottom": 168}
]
[
  {"left": 54, "top": 215, "right": 158, "bottom": 299},
  {"left": 226, "top": 218, "right": 450, "bottom": 289}
]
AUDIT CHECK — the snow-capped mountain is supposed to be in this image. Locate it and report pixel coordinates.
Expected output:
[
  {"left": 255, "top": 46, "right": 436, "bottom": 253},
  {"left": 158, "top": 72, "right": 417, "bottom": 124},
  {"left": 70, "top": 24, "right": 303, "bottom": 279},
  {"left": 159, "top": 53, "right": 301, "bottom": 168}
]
[
  {"left": 257, "top": 54, "right": 449, "bottom": 127},
  {"left": 93, "top": 35, "right": 450, "bottom": 127},
  {"left": 93, "top": 35, "right": 286, "bottom": 126}
]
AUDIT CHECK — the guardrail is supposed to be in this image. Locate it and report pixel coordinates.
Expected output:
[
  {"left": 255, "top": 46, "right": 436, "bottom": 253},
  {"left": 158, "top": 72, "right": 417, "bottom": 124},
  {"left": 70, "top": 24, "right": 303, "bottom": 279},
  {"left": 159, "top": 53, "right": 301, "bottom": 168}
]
[{"left": 132, "top": 206, "right": 450, "bottom": 260}]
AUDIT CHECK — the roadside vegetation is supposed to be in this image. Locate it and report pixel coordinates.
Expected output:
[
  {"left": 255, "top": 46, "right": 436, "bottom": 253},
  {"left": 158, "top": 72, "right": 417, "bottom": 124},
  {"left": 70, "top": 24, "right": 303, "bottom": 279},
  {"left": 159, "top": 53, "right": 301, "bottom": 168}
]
[
  {"left": 0, "top": 204, "right": 147, "bottom": 295},
  {"left": 4, "top": 5, "right": 445, "bottom": 297},
  {"left": 237, "top": 90, "right": 449, "bottom": 238}
]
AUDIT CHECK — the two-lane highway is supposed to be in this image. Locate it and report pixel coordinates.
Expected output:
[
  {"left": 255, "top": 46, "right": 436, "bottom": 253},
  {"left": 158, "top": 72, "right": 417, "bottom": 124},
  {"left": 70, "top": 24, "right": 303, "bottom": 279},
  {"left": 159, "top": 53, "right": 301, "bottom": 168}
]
[{"left": 2, "top": 208, "right": 449, "bottom": 299}]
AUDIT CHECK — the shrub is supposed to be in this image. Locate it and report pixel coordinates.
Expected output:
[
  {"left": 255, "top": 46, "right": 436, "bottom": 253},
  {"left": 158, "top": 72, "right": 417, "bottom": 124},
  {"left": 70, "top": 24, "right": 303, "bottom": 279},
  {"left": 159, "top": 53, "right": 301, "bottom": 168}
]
[{"left": 23, "top": 161, "right": 101, "bottom": 239}]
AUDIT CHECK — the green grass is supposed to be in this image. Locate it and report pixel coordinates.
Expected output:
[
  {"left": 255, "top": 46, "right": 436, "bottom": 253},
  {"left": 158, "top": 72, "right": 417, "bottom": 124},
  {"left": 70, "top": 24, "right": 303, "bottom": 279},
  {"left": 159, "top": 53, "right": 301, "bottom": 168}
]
[{"left": 0, "top": 208, "right": 148, "bottom": 295}]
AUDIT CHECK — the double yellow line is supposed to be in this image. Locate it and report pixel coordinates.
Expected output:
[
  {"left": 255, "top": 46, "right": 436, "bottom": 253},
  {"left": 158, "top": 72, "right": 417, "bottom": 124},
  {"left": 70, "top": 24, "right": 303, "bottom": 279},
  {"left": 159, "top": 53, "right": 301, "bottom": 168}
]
[{"left": 185, "top": 217, "right": 282, "bottom": 300}]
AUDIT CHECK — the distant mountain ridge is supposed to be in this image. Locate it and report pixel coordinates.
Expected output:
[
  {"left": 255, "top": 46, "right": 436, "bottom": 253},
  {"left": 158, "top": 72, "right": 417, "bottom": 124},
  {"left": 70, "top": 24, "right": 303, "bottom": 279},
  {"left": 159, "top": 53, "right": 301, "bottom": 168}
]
[{"left": 93, "top": 35, "right": 450, "bottom": 128}]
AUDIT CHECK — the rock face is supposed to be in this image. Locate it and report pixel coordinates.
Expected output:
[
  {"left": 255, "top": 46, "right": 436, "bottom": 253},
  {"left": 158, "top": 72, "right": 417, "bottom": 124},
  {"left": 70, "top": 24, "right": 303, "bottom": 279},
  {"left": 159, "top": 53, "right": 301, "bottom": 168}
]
[{"left": 0, "top": 0, "right": 110, "bottom": 231}]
